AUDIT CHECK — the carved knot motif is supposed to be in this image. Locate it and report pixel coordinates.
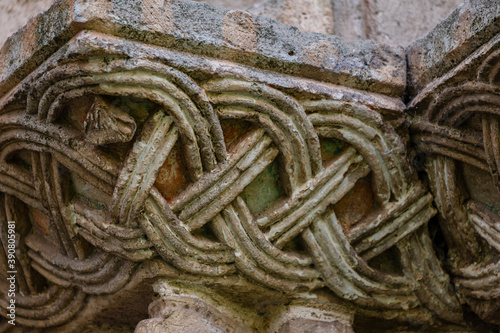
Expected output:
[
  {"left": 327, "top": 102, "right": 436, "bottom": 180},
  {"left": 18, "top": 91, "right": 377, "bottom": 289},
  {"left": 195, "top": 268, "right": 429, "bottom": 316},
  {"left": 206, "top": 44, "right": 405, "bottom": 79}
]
[
  {"left": 412, "top": 46, "right": 500, "bottom": 324},
  {"left": 0, "top": 51, "right": 460, "bottom": 327}
]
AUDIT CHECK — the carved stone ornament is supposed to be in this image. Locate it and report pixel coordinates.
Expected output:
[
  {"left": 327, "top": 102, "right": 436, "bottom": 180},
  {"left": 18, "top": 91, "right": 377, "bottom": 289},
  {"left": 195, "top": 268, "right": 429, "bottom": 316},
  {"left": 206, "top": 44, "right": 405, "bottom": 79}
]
[
  {"left": 408, "top": 1, "right": 500, "bottom": 326},
  {"left": 0, "top": 0, "right": 499, "bottom": 332}
]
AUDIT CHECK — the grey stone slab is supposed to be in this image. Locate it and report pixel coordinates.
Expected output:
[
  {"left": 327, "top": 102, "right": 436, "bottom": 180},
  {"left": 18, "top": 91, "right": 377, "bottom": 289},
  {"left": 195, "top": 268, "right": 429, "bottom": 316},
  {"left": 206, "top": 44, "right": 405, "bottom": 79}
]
[{"left": 0, "top": 0, "right": 406, "bottom": 98}]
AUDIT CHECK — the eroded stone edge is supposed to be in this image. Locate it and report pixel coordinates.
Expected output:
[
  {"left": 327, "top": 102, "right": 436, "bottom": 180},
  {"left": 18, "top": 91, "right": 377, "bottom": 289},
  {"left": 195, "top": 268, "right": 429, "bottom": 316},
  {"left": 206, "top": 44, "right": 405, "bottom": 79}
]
[{"left": 0, "top": 0, "right": 406, "bottom": 98}]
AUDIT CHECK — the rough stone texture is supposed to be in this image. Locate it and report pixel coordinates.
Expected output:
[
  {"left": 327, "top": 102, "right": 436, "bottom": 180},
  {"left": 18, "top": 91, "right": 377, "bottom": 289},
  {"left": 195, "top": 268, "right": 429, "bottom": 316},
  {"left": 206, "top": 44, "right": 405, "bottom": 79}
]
[
  {"left": 328, "top": 0, "right": 366, "bottom": 41},
  {"left": 135, "top": 282, "right": 252, "bottom": 333},
  {"left": 0, "top": 0, "right": 466, "bottom": 47},
  {"left": 407, "top": 0, "right": 500, "bottom": 98},
  {"left": 0, "top": 22, "right": 444, "bottom": 329},
  {"left": 408, "top": 0, "right": 500, "bottom": 327},
  {"left": 0, "top": 0, "right": 472, "bottom": 331},
  {"left": 0, "top": 0, "right": 407, "bottom": 99}
]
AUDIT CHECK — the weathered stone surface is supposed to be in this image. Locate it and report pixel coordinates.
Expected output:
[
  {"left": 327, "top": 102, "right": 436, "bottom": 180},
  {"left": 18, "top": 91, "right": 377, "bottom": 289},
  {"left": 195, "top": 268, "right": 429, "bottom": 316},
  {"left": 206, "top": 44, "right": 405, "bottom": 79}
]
[
  {"left": 0, "top": 0, "right": 406, "bottom": 100},
  {"left": 268, "top": 305, "right": 354, "bottom": 333},
  {"left": 1, "top": 23, "right": 442, "bottom": 328},
  {"left": 135, "top": 282, "right": 252, "bottom": 333},
  {"left": 408, "top": 0, "right": 500, "bottom": 327},
  {"left": 0, "top": 0, "right": 464, "bottom": 51},
  {"left": 275, "top": 319, "right": 353, "bottom": 333},
  {"left": 0, "top": 0, "right": 466, "bottom": 331},
  {"left": 407, "top": 0, "right": 500, "bottom": 98},
  {"left": 248, "top": 0, "right": 462, "bottom": 45},
  {"left": 1, "top": 0, "right": 499, "bottom": 332}
]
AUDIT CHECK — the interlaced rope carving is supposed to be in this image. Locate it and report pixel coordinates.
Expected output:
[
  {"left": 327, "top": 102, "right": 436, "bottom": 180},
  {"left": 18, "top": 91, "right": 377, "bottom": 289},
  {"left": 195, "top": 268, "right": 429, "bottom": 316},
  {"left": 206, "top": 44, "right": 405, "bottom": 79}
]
[
  {"left": 412, "top": 46, "right": 500, "bottom": 322},
  {"left": 0, "top": 56, "right": 461, "bottom": 327}
]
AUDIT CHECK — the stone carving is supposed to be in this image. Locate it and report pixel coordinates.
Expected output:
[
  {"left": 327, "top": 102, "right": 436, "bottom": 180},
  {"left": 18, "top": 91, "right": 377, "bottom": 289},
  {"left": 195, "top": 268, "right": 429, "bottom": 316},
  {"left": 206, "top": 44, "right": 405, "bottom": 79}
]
[
  {"left": 0, "top": 26, "right": 461, "bottom": 330},
  {"left": 1, "top": 0, "right": 499, "bottom": 331},
  {"left": 411, "top": 37, "right": 500, "bottom": 325},
  {"left": 83, "top": 96, "right": 137, "bottom": 145}
]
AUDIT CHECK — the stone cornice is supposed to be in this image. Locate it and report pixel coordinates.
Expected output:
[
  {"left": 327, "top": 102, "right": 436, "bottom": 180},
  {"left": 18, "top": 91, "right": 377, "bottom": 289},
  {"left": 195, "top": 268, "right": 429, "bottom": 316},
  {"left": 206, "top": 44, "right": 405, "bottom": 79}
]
[
  {"left": 407, "top": 0, "right": 500, "bottom": 98},
  {"left": 0, "top": 0, "right": 406, "bottom": 99}
]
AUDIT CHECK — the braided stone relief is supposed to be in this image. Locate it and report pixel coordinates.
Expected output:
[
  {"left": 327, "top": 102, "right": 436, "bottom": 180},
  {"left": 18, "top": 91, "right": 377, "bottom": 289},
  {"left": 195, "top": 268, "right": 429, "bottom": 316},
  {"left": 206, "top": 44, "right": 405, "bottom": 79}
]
[
  {"left": 410, "top": 32, "right": 500, "bottom": 326},
  {"left": 0, "top": 0, "right": 499, "bottom": 331},
  {"left": 0, "top": 28, "right": 462, "bottom": 331}
]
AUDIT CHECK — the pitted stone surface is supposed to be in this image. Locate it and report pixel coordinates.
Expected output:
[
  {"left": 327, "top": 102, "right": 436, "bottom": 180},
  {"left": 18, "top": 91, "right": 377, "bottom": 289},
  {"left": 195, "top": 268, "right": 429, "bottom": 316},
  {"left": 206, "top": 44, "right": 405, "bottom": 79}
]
[
  {"left": 407, "top": 0, "right": 500, "bottom": 98},
  {"left": 408, "top": 0, "right": 500, "bottom": 327},
  {"left": 0, "top": 0, "right": 407, "bottom": 99}
]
